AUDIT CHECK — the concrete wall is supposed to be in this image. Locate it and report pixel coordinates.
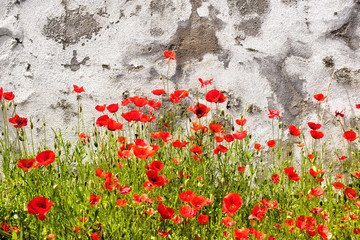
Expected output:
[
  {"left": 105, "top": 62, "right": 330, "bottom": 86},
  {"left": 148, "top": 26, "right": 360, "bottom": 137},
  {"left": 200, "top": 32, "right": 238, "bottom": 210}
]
[{"left": 1, "top": 0, "right": 360, "bottom": 144}]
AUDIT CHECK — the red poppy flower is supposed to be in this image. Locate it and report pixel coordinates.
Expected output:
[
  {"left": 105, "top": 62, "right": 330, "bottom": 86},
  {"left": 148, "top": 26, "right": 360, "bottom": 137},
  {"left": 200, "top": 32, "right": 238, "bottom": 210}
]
[
  {"left": 157, "top": 229, "right": 172, "bottom": 237},
  {"left": 187, "top": 103, "right": 210, "bottom": 118},
  {"left": 179, "top": 205, "right": 197, "bottom": 218},
  {"left": 146, "top": 170, "right": 167, "bottom": 187},
  {"left": 233, "top": 228, "right": 250, "bottom": 239},
  {"left": 309, "top": 168, "right": 325, "bottom": 177},
  {"left": 171, "top": 215, "right": 183, "bottom": 224},
  {"left": 311, "top": 187, "right": 325, "bottom": 197},
  {"left": 197, "top": 214, "right": 209, "bottom": 224},
  {"left": 233, "top": 131, "right": 247, "bottom": 140},
  {"left": 96, "top": 115, "right": 110, "bottom": 127},
  {"left": 116, "top": 199, "right": 127, "bottom": 207},
  {"left": 164, "top": 51, "right": 177, "bottom": 60},
  {"left": 316, "top": 224, "right": 332, "bottom": 240},
  {"left": 72, "top": 85, "right": 85, "bottom": 93},
  {"left": 107, "top": 118, "right": 123, "bottom": 131},
  {"left": 236, "top": 118, "right": 247, "bottom": 126},
  {"left": 119, "top": 185, "right": 132, "bottom": 195},
  {"left": 104, "top": 173, "right": 120, "bottom": 191},
  {"left": 354, "top": 228, "right": 360, "bottom": 235},
  {"left": 152, "top": 89, "right": 165, "bottom": 96},
  {"left": 338, "top": 155, "right": 347, "bottom": 160},
  {"left": 27, "top": 197, "right": 53, "bottom": 221},
  {"left": 267, "top": 140, "right": 276, "bottom": 148},
  {"left": 179, "top": 191, "right": 197, "bottom": 202},
  {"left": 287, "top": 171, "right": 300, "bottom": 181},
  {"left": 285, "top": 219, "right": 295, "bottom": 227},
  {"left": 333, "top": 182, "right": 344, "bottom": 189},
  {"left": 46, "top": 234, "right": 56, "bottom": 239},
  {"left": 249, "top": 205, "right": 268, "bottom": 222},
  {"left": 209, "top": 123, "right": 224, "bottom": 135},
  {"left": 343, "top": 131, "right": 359, "bottom": 141},
  {"left": 356, "top": 104, "right": 360, "bottom": 109},
  {"left": 308, "top": 122, "right": 321, "bottom": 130},
  {"left": 3, "top": 91, "right": 15, "bottom": 100},
  {"left": 198, "top": 78, "right": 213, "bottom": 88},
  {"left": 169, "top": 90, "right": 189, "bottom": 103},
  {"left": 238, "top": 166, "right": 245, "bottom": 172},
  {"left": 122, "top": 110, "right": 143, "bottom": 122},
  {"left": 0, "top": 87, "right": 2, "bottom": 100},
  {"left": 313, "top": 94, "right": 326, "bottom": 102},
  {"left": 272, "top": 174, "right": 280, "bottom": 183},
  {"left": 9, "top": 115, "right": 28, "bottom": 128},
  {"left": 106, "top": 103, "right": 119, "bottom": 113},
  {"left": 89, "top": 194, "right": 101, "bottom": 206},
  {"left": 222, "top": 216, "right": 236, "bottom": 227},
  {"left": 148, "top": 100, "right": 161, "bottom": 112},
  {"left": 345, "top": 188, "right": 358, "bottom": 200},
  {"left": 190, "top": 145, "right": 202, "bottom": 155},
  {"left": 223, "top": 134, "right": 234, "bottom": 142},
  {"left": 254, "top": 143, "right": 262, "bottom": 151},
  {"left": 172, "top": 140, "right": 189, "bottom": 147},
  {"left": 310, "top": 130, "right": 324, "bottom": 139},
  {"left": 191, "top": 196, "right": 208, "bottom": 210},
  {"left": 268, "top": 109, "right": 281, "bottom": 118},
  {"left": 335, "top": 110, "right": 344, "bottom": 117},
  {"left": 223, "top": 193, "right": 243, "bottom": 215},
  {"left": 205, "top": 89, "right": 227, "bottom": 103},
  {"left": 214, "top": 145, "right": 228, "bottom": 154},
  {"left": 157, "top": 202, "right": 175, "bottom": 219},
  {"left": 145, "top": 160, "right": 164, "bottom": 172},
  {"left": 129, "top": 96, "right": 148, "bottom": 107},
  {"left": 289, "top": 125, "right": 301, "bottom": 136},
  {"left": 17, "top": 158, "right": 35, "bottom": 172},
  {"left": 35, "top": 150, "right": 55, "bottom": 168}
]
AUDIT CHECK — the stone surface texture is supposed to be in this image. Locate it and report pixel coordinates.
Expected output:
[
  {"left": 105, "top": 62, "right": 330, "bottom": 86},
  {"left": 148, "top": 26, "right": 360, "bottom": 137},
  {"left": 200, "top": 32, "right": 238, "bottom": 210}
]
[{"left": 1, "top": 0, "right": 360, "bottom": 146}]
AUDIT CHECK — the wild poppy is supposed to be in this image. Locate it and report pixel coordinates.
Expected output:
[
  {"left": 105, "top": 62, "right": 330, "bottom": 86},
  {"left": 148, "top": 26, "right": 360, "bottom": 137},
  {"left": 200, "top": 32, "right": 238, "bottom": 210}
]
[
  {"left": 172, "top": 140, "right": 188, "bottom": 147},
  {"left": 129, "top": 96, "right": 148, "bottom": 107},
  {"left": 205, "top": 90, "right": 227, "bottom": 103},
  {"left": 187, "top": 103, "right": 210, "bottom": 118},
  {"left": 233, "top": 131, "right": 247, "bottom": 140},
  {"left": 267, "top": 140, "right": 276, "bottom": 148},
  {"left": 172, "top": 158, "right": 181, "bottom": 164},
  {"left": 309, "top": 168, "right": 325, "bottom": 177},
  {"left": 356, "top": 104, "right": 360, "bottom": 109},
  {"left": 157, "top": 202, "right": 175, "bottom": 219},
  {"left": 333, "top": 182, "right": 344, "bottom": 189},
  {"left": 164, "top": 51, "right": 177, "bottom": 60},
  {"left": 116, "top": 199, "right": 127, "bottom": 207},
  {"left": 254, "top": 143, "right": 262, "bottom": 151},
  {"left": 268, "top": 109, "right": 280, "bottom": 118},
  {"left": 338, "top": 155, "right": 347, "bottom": 160},
  {"left": 223, "top": 193, "right": 243, "bottom": 215},
  {"left": 27, "top": 197, "right": 53, "bottom": 221},
  {"left": 79, "top": 132, "right": 90, "bottom": 144},
  {"left": 343, "top": 131, "right": 359, "bottom": 141},
  {"left": 335, "top": 110, "right": 344, "bottom": 117},
  {"left": 146, "top": 170, "right": 167, "bottom": 187},
  {"left": 72, "top": 85, "right": 85, "bottom": 93},
  {"left": 209, "top": 123, "right": 224, "bottom": 135},
  {"left": 145, "top": 160, "right": 164, "bottom": 172},
  {"left": 289, "top": 125, "right": 301, "bottom": 136},
  {"left": 3, "top": 91, "right": 15, "bottom": 100},
  {"left": 197, "top": 215, "right": 209, "bottom": 224},
  {"left": 0, "top": 87, "right": 2, "bottom": 100},
  {"left": 179, "top": 191, "right": 196, "bottom": 202},
  {"left": 96, "top": 115, "right": 110, "bottom": 127},
  {"left": 214, "top": 145, "right": 228, "bottom": 154},
  {"left": 89, "top": 194, "right": 101, "bottom": 206},
  {"left": 238, "top": 166, "right": 245, "bottom": 172},
  {"left": 308, "top": 122, "right": 321, "bottom": 130},
  {"left": 169, "top": 90, "right": 189, "bottom": 103},
  {"left": 236, "top": 118, "right": 247, "bottom": 126},
  {"left": 233, "top": 228, "right": 250, "bottom": 239},
  {"left": 119, "top": 185, "right": 132, "bottom": 195},
  {"left": 179, "top": 205, "right": 197, "bottom": 218},
  {"left": 198, "top": 78, "right": 213, "bottom": 88},
  {"left": 46, "top": 234, "right": 56, "bottom": 239},
  {"left": 190, "top": 145, "right": 202, "bottom": 155},
  {"left": 316, "top": 224, "right": 332, "bottom": 240},
  {"left": 9, "top": 115, "right": 28, "bottom": 128},
  {"left": 122, "top": 110, "right": 143, "bottom": 122},
  {"left": 107, "top": 118, "right": 123, "bottom": 131},
  {"left": 107, "top": 103, "right": 119, "bottom": 113},
  {"left": 191, "top": 196, "right": 208, "bottom": 210},
  {"left": 310, "top": 130, "right": 324, "bottom": 139},
  {"left": 345, "top": 188, "right": 358, "bottom": 200},
  {"left": 171, "top": 215, "right": 183, "bottom": 224},
  {"left": 224, "top": 134, "right": 234, "bottom": 142},
  {"left": 152, "top": 89, "right": 165, "bottom": 96},
  {"left": 222, "top": 216, "right": 236, "bottom": 227},
  {"left": 313, "top": 94, "right": 326, "bottom": 102},
  {"left": 148, "top": 100, "right": 161, "bottom": 112},
  {"left": 35, "top": 150, "right": 56, "bottom": 168},
  {"left": 272, "top": 174, "right": 280, "bottom": 184},
  {"left": 311, "top": 187, "right": 325, "bottom": 197},
  {"left": 157, "top": 229, "right": 172, "bottom": 237},
  {"left": 17, "top": 158, "right": 35, "bottom": 172},
  {"left": 249, "top": 205, "right": 268, "bottom": 222}
]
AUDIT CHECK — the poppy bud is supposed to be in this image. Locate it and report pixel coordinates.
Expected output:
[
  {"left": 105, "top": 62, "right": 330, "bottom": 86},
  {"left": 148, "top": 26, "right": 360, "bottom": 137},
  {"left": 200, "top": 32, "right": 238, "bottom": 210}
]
[
  {"left": 80, "top": 104, "right": 83, "bottom": 112},
  {"left": 19, "top": 136, "right": 24, "bottom": 141},
  {"left": 53, "top": 184, "right": 58, "bottom": 189},
  {"left": 160, "top": 75, "right": 163, "bottom": 80},
  {"left": 54, "top": 143, "right": 57, "bottom": 149},
  {"left": 30, "top": 120, "right": 34, "bottom": 130},
  {"left": 221, "top": 177, "right": 225, "bottom": 185},
  {"left": 94, "top": 142, "right": 98, "bottom": 147},
  {"left": 0, "top": 103, "right": 3, "bottom": 110}
]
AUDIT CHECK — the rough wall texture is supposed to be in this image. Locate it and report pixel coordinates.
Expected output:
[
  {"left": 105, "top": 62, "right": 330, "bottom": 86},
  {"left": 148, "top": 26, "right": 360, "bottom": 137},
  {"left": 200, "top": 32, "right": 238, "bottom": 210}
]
[{"left": 1, "top": 0, "right": 360, "bottom": 144}]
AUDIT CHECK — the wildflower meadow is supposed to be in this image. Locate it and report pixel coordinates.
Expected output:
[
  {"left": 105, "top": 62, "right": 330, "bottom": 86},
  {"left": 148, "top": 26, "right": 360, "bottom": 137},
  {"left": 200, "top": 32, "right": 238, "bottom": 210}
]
[{"left": 1, "top": 51, "right": 360, "bottom": 239}]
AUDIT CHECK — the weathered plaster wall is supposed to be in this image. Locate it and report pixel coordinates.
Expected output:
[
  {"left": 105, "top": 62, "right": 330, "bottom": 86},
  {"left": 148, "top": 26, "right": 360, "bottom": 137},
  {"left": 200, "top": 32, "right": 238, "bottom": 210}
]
[{"left": 1, "top": 0, "right": 360, "bottom": 144}]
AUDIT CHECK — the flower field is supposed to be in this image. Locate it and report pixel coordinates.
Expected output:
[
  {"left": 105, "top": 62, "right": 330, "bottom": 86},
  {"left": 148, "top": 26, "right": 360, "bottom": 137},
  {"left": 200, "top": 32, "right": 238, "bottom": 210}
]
[{"left": 1, "top": 51, "right": 360, "bottom": 239}]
